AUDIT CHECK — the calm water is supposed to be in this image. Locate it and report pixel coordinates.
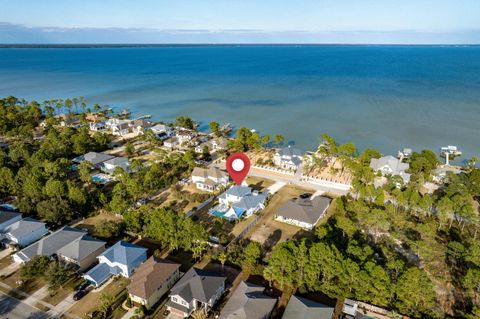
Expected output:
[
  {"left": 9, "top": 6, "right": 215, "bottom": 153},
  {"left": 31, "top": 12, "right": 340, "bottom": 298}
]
[{"left": 1, "top": 45, "right": 479, "bottom": 159}]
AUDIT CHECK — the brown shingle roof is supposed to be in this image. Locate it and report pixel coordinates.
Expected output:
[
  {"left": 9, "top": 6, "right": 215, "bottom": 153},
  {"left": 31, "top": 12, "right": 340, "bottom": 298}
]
[{"left": 127, "top": 257, "right": 181, "bottom": 300}]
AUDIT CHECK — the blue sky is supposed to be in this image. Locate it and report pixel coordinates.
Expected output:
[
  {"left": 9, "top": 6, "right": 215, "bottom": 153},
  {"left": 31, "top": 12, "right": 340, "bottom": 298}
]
[{"left": 1, "top": 0, "right": 479, "bottom": 43}]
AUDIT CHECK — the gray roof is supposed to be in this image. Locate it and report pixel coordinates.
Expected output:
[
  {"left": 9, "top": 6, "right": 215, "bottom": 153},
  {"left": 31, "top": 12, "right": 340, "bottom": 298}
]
[
  {"left": 73, "top": 152, "right": 115, "bottom": 166},
  {"left": 170, "top": 267, "right": 226, "bottom": 304},
  {"left": 15, "top": 226, "right": 105, "bottom": 262},
  {"left": 2, "top": 217, "right": 47, "bottom": 239},
  {"left": 84, "top": 262, "right": 117, "bottom": 286},
  {"left": 219, "top": 281, "right": 276, "bottom": 319},
  {"left": 370, "top": 155, "right": 409, "bottom": 173},
  {"left": 277, "top": 196, "right": 331, "bottom": 225},
  {"left": 100, "top": 240, "right": 147, "bottom": 266},
  {"left": 0, "top": 211, "right": 21, "bottom": 228},
  {"left": 234, "top": 193, "right": 267, "bottom": 211},
  {"left": 192, "top": 167, "right": 228, "bottom": 180},
  {"left": 103, "top": 156, "right": 130, "bottom": 167},
  {"left": 282, "top": 296, "right": 334, "bottom": 319},
  {"left": 278, "top": 146, "right": 302, "bottom": 158},
  {"left": 224, "top": 186, "right": 252, "bottom": 198}
]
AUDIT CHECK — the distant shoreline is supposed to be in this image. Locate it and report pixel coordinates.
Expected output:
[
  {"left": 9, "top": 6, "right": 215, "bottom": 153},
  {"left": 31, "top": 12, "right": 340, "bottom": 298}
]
[{"left": 1, "top": 43, "right": 479, "bottom": 49}]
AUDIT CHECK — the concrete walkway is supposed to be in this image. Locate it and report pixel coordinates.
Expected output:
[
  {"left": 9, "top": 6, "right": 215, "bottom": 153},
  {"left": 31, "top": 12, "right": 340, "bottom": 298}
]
[
  {"left": 0, "top": 261, "right": 19, "bottom": 277},
  {"left": 120, "top": 307, "right": 136, "bottom": 319},
  {"left": 266, "top": 181, "right": 286, "bottom": 195},
  {"left": 0, "top": 248, "right": 12, "bottom": 259},
  {"left": 213, "top": 161, "right": 350, "bottom": 196},
  {"left": 48, "top": 291, "right": 77, "bottom": 318}
]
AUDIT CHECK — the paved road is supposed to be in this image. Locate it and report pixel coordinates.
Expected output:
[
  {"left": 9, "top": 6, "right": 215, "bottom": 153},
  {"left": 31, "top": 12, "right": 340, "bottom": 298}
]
[
  {"left": 213, "top": 162, "right": 350, "bottom": 196},
  {"left": 0, "top": 293, "right": 50, "bottom": 319}
]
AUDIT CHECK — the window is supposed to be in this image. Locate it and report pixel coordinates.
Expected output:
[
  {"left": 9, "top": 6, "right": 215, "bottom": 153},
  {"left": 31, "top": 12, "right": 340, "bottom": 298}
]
[{"left": 172, "top": 297, "right": 177, "bottom": 303}]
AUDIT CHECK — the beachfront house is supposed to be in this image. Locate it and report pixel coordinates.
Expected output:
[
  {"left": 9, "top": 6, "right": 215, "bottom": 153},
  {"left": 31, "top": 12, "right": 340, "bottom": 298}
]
[
  {"left": 274, "top": 146, "right": 303, "bottom": 170},
  {"left": 89, "top": 121, "right": 107, "bottom": 132},
  {"left": 150, "top": 124, "right": 174, "bottom": 140},
  {"left": 127, "top": 257, "right": 181, "bottom": 310},
  {"left": 83, "top": 240, "right": 147, "bottom": 287},
  {"left": 101, "top": 156, "right": 131, "bottom": 174},
  {"left": 164, "top": 136, "right": 179, "bottom": 149},
  {"left": 275, "top": 196, "right": 331, "bottom": 230},
  {"left": 106, "top": 118, "right": 130, "bottom": 136},
  {"left": 211, "top": 137, "right": 228, "bottom": 152},
  {"left": 0, "top": 211, "right": 22, "bottom": 232},
  {"left": 433, "top": 166, "right": 462, "bottom": 183},
  {"left": 129, "top": 119, "right": 152, "bottom": 135},
  {"left": 210, "top": 185, "right": 267, "bottom": 221},
  {"left": 0, "top": 217, "right": 48, "bottom": 248},
  {"left": 282, "top": 296, "right": 334, "bottom": 319},
  {"left": 72, "top": 152, "right": 115, "bottom": 169},
  {"left": 176, "top": 129, "right": 195, "bottom": 146},
  {"left": 219, "top": 281, "right": 277, "bottom": 319},
  {"left": 167, "top": 267, "right": 226, "bottom": 318},
  {"left": 13, "top": 227, "right": 106, "bottom": 271},
  {"left": 191, "top": 167, "right": 229, "bottom": 192},
  {"left": 195, "top": 141, "right": 212, "bottom": 154},
  {"left": 370, "top": 155, "right": 411, "bottom": 183}
]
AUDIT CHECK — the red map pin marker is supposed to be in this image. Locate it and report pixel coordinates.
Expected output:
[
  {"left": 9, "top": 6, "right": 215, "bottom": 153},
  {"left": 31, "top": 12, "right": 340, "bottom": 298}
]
[{"left": 226, "top": 152, "right": 251, "bottom": 185}]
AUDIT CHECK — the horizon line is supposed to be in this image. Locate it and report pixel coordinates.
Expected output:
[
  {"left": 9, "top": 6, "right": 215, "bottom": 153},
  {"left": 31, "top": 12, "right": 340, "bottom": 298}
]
[{"left": 1, "top": 43, "right": 480, "bottom": 47}]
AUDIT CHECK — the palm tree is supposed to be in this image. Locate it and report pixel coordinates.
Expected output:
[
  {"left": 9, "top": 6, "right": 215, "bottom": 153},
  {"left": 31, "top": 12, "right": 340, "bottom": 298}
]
[
  {"left": 218, "top": 251, "right": 228, "bottom": 274},
  {"left": 191, "top": 309, "right": 207, "bottom": 319}
]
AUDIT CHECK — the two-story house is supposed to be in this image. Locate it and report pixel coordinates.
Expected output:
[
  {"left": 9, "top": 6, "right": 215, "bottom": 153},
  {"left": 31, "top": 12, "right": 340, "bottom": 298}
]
[
  {"left": 83, "top": 240, "right": 147, "bottom": 287},
  {"left": 150, "top": 124, "right": 174, "bottom": 140},
  {"left": 273, "top": 146, "right": 303, "bottom": 171},
  {"left": 1, "top": 217, "right": 48, "bottom": 248},
  {"left": 210, "top": 185, "right": 267, "bottom": 221},
  {"left": 370, "top": 155, "right": 411, "bottom": 183},
  {"left": 191, "top": 167, "right": 229, "bottom": 192},
  {"left": 127, "top": 257, "right": 181, "bottom": 310},
  {"left": 167, "top": 267, "right": 226, "bottom": 318}
]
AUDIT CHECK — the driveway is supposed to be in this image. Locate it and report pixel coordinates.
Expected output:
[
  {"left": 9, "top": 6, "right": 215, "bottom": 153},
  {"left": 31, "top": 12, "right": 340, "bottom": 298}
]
[
  {"left": 0, "top": 262, "right": 20, "bottom": 277},
  {"left": 0, "top": 292, "right": 50, "bottom": 319}
]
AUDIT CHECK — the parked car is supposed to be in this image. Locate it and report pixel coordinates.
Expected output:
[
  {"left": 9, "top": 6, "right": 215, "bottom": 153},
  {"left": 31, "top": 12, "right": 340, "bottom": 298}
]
[
  {"left": 76, "top": 281, "right": 90, "bottom": 291},
  {"left": 73, "top": 289, "right": 88, "bottom": 301}
]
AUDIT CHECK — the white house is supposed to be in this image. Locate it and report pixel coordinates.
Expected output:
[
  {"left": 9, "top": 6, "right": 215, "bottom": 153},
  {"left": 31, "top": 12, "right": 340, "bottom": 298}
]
[
  {"left": 150, "top": 124, "right": 174, "bottom": 140},
  {"left": 274, "top": 146, "right": 303, "bottom": 170},
  {"left": 210, "top": 186, "right": 267, "bottom": 221},
  {"left": 129, "top": 119, "right": 151, "bottom": 135},
  {"left": 101, "top": 157, "right": 131, "bottom": 175},
  {"left": 0, "top": 217, "right": 48, "bottom": 248},
  {"left": 191, "top": 167, "right": 229, "bottom": 192},
  {"left": 164, "top": 137, "right": 179, "bottom": 149},
  {"left": 167, "top": 268, "right": 226, "bottom": 318},
  {"left": 106, "top": 119, "right": 130, "bottom": 136},
  {"left": 89, "top": 121, "right": 107, "bottom": 132},
  {"left": 176, "top": 130, "right": 195, "bottom": 145},
  {"left": 83, "top": 240, "right": 147, "bottom": 287},
  {"left": 370, "top": 155, "right": 411, "bottom": 183},
  {"left": 211, "top": 137, "right": 228, "bottom": 152}
]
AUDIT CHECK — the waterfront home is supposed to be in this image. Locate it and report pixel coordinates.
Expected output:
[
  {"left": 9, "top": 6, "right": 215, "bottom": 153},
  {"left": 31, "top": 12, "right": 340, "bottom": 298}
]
[
  {"left": 195, "top": 141, "right": 213, "bottom": 154},
  {"left": 83, "top": 240, "right": 147, "bottom": 287},
  {"left": 127, "top": 257, "right": 181, "bottom": 310},
  {"left": 219, "top": 281, "right": 276, "bottom": 319},
  {"left": 101, "top": 156, "right": 131, "bottom": 175},
  {"left": 150, "top": 124, "right": 174, "bottom": 140},
  {"left": 210, "top": 185, "right": 266, "bottom": 221},
  {"left": 89, "top": 121, "right": 107, "bottom": 132},
  {"left": 167, "top": 267, "right": 226, "bottom": 318},
  {"left": 13, "top": 227, "right": 106, "bottom": 271},
  {"left": 191, "top": 167, "right": 229, "bottom": 192},
  {"left": 211, "top": 137, "right": 228, "bottom": 152},
  {"left": 106, "top": 118, "right": 130, "bottom": 136},
  {"left": 0, "top": 217, "right": 48, "bottom": 248},
  {"left": 130, "top": 119, "right": 152, "bottom": 135},
  {"left": 163, "top": 136, "right": 179, "bottom": 149},
  {"left": 370, "top": 155, "right": 411, "bottom": 183},
  {"left": 274, "top": 146, "right": 303, "bottom": 170},
  {"left": 0, "top": 211, "right": 22, "bottom": 232},
  {"left": 282, "top": 296, "right": 334, "bottom": 319},
  {"left": 275, "top": 196, "right": 331, "bottom": 230},
  {"left": 176, "top": 129, "right": 195, "bottom": 145},
  {"left": 433, "top": 165, "right": 462, "bottom": 183},
  {"left": 72, "top": 152, "right": 115, "bottom": 169}
]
